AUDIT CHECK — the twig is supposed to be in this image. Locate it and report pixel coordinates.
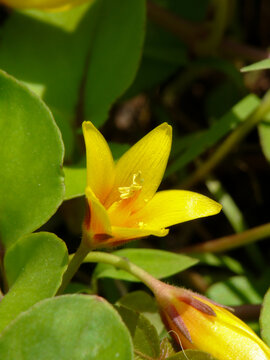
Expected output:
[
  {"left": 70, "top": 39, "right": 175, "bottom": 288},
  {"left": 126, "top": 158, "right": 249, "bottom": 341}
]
[{"left": 182, "top": 222, "right": 270, "bottom": 253}]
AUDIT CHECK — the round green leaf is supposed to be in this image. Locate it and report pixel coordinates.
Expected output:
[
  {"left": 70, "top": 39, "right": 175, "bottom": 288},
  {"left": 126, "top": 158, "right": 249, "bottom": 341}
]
[
  {"left": 0, "top": 71, "right": 64, "bottom": 248},
  {"left": 260, "top": 288, "right": 270, "bottom": 346},
  {"left": 0, "top": 295, "right": 133, "bottom": 360},
  {"left": 91, "top": 249, "right": 198, "bottom": 282},
  {"left": 0, "top": 232, "right": 68, "bottom": 333}
]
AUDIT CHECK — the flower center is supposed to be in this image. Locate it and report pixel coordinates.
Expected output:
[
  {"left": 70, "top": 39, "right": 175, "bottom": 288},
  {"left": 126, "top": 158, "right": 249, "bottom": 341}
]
[{"left": 118, "top": 171, "right": 143, "bottom": 200}]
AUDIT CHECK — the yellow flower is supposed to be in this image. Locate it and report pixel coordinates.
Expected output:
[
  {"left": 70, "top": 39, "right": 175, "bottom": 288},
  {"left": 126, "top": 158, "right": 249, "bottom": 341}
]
[
  {"left": 0, "top": 0, "right": 89, "bottom": 11},
  {"left": 82, "top": 121, "right": 221, "bottom": 249},
  {"left": 153, "top": 282, "right": 270, "bottom": 360}
]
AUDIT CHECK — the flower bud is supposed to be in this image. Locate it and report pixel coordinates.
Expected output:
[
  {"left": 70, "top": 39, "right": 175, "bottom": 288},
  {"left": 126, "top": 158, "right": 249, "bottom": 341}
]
[{"left": 153, "top": 282, "right": 270, "bottom": 360}]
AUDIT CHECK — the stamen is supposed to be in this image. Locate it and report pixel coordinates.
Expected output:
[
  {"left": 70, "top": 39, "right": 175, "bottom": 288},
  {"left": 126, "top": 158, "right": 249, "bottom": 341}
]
[{"left": 118, "top": 171, "right": 143, "bottom": 200}]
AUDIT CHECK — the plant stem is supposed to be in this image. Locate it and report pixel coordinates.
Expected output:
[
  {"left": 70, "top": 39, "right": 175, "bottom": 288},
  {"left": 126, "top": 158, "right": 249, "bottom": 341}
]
[
  {"left": 147, "top": 0, "right": 207, "bottom": 47},
  {"left": 182, "top": 89, "right": 270, "bottom": 188},
  {"left": 83, "top": 252, "right": 159, "bottom": 293},
  {"left": 196, "top": 0, "right": 229, "bottom": 55},
  {"left": 57, "top": 240, "right": 90, "bottom": 295},
  {"left": 147, "top": 0, "right": 270, "bottom": 61},
  {"left": 182, "top": 222, "right": 270, "bottom": 253}
]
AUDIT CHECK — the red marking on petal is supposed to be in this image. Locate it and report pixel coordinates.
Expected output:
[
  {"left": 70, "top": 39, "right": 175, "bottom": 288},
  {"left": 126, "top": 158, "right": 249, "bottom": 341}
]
[
  {"left": 93, "top": 233, "right": 112, "bottom": 242},
  {"left": 195, "top": 293, "right": 234, "bottom": 312},
  {"left": 179, "top": 291, "right": 216, "bottom": 317},
  {"left": 167, "top": 305, "right": 192, "bottom": 343},
  {"left": 84, "top": 198, "right": 91, "bottom": 230}
]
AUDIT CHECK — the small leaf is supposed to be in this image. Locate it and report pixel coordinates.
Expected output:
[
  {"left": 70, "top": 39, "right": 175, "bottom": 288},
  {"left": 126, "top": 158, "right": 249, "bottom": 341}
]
[
  {"left": 91, "top": 249, "right": 198, "bottom": 282},
  {"left": 168, "top": 349, "right": 217, "bottom": 360},
  {"left": 0, "top": 232, "right": 68, "bottom": 333},
  {"left": 117, "top": 305, "right": 160, "bottom": 359},
  {"left": 0, "top": 70, "right": 64, "bottom": 248},
  {"left": 241, "top": 59, "right": 270, "bottom": 72},
  {"left": 260, "top": 288, "right": 270, "bottom": 346},
  {"left": 0, "top": 295, "right": 133, "bottom": 360}
]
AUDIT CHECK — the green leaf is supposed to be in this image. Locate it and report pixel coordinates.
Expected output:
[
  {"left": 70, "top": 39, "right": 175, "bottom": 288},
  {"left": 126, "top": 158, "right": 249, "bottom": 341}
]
[
  {"left": 206, "top": 276, "right": 263, "bottom": 306},
  {"left": 166, "top": 94, "right": 260, "bottom": 176},
  {"left": 241, "top": 59, "right": 270, "bottom": 72},
  {"left": 168, "top": 349, "right": 217, "bottom": 360},
  {"left": 0, "top": 0, "right": 145, "bottom": 153},
  {"left": 0, "top": 70, "right": 64, "bottom": 248},
  {"left": 64, "top": 166, "right": 86, "bottom": 200},
  {"left": 117, "top": 305, "right": 160, "bottom": 359},
  {"left": 0, "top": 295, "right": 133, "bottom": 360},
  {"left": 260, "top": 288, "right": 270, "bottom": 346},
  {"left": 0, "top": 232, "right": 68, "bottom": 333},
  {"left": 0, "top": 5, "right": 91, "bottom": 159},
  {"left": 124, "top": 20, "right": 187, "bottom": 99},
  {"left": 91, "top": 249, "right": 198, "bottom": 282},
  {"left": 117, "top": 291, "right": 164, "bottom": 335},
  {"left": 84, "top": 0, "right": 146, "bottom": 126},
  {"left": 258, "top": 112, "right": 270, "bottom": 162},
  {"left": 191, "top": 253, "right": 244, "bottom": 275}
]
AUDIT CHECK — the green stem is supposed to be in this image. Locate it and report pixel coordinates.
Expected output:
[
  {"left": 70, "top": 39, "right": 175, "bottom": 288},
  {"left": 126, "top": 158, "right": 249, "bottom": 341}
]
[
  {"left": 182, "top": 222, "right": 270, "bottom": 253},
  {"left": 83, "top": 252, "right": 160, "bottom": 293},
  {"left": 182, "top": 89, "right": 270, "bottom": 188},
  {"left": 57, "top": 240, "right": 90, "bottom": 295}
]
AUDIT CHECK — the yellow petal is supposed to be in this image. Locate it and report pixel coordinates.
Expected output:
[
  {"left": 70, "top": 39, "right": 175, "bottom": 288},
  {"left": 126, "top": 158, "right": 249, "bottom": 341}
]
[
  {"left": 105, "top": 123, "right": 172, "bottom": 210},
  {"left": 85, "top": 187, "right": 112, "bottom": 239},
  {"left": 111, "top": 225, "right": 168, "bottom": 241},
  {"left": 83, "top": 121, "right": 115, "bottom": 203},
  {"left": 131, "top": 190, "right": 222, "bottom": 229}
]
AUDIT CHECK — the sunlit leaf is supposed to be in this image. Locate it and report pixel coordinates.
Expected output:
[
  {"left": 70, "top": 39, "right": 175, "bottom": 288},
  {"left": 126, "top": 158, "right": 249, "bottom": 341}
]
[
  {"left": 0, "top": 70, "right": 64, "bottom": 248},
  {"left": 0, "top": 295, "right": 133, "bottom": 360},
  {"left": 0, "top": 232, "right": 68, "bottom": 333},
  {"left": 91, "top": 249, "right": 198, "bottom": 282}
]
